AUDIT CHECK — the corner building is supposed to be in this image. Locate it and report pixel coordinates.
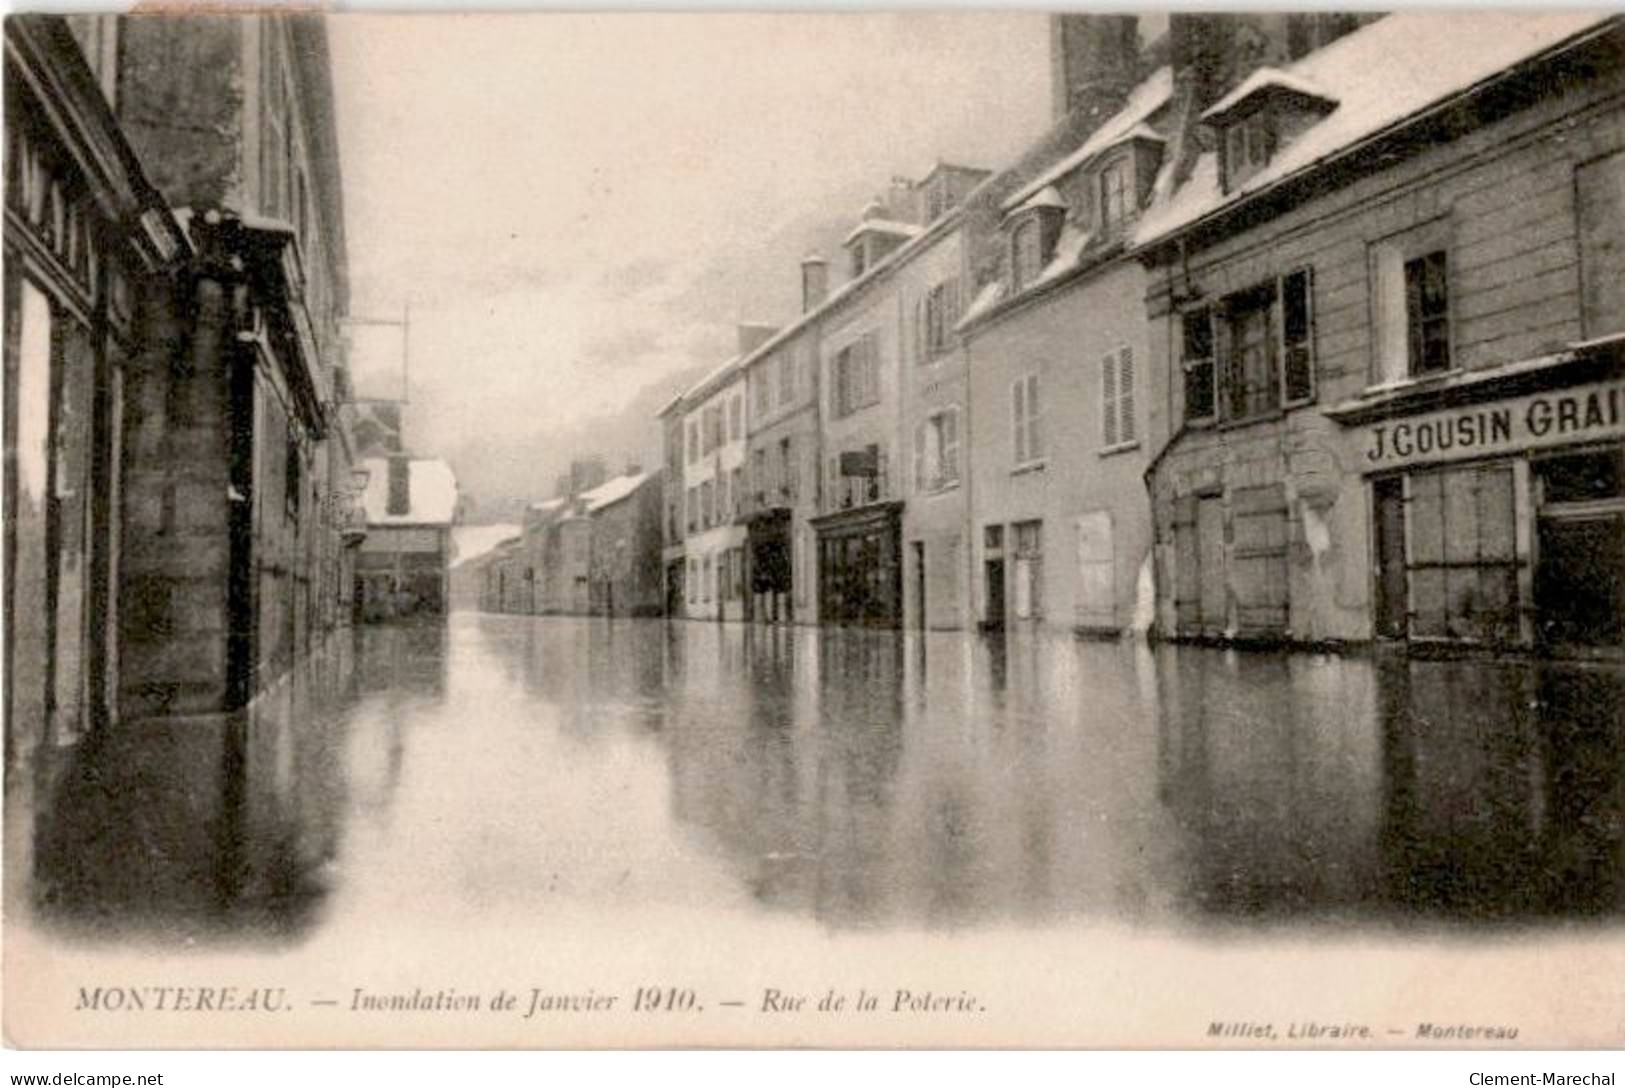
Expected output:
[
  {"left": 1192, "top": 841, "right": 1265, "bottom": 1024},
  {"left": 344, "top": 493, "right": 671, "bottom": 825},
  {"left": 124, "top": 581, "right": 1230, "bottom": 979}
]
[{"left": 1139, "top": 13, "right": 1625, "bottom": 653}]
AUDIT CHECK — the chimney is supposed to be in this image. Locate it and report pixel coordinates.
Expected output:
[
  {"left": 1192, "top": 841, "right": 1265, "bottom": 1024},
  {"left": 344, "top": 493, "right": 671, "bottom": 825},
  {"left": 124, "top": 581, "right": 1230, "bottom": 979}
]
[
  {"left": 1049, "top": 14, "right": 1141, "bottom": 125},
  {"left": 386, "top": 455, "right": 411, "bottom": 516},
  {"left": 737, "top": 323, "right": 777, "bottom": 357},
  {"left": 801, "top": 255, "right": 829, "bottom": 312}
]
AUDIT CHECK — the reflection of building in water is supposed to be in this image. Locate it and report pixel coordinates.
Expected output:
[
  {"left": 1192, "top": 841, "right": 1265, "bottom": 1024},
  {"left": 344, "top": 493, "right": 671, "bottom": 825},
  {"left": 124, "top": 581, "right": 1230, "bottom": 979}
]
[
  {"left": 357, "top": 455, "right": 460, "bottom": 622},
  {"left": 1378, "top": 654, "right": 1625, "bottom": 917}
]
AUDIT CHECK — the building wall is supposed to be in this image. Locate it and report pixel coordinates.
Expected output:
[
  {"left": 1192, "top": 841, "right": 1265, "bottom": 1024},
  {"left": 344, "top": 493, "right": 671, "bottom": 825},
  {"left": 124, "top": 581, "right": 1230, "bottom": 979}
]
[
  {"left": 967, "top": 262, "right": 1153, "bottom": 633},
  {"left": 743, "top": 327, "right": 822, "bottom": 624},
  {"left": 588, "top": 478, "right": 664, "bottom": 617},
  {"left": 898, "top": 229, "right": 972, "bottom": 631},
  {"left": 1143, "top": 48, "right": 1625, "bottom": 645},
  {"left": 681, "top": 373, "right": 748, "bottom": 621}
]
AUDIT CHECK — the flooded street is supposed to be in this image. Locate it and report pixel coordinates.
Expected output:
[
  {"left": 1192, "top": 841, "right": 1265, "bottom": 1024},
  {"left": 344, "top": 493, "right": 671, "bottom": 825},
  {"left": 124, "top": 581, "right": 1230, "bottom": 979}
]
[{"left": 99, "top": 612, "right": 1615, "bottom": 943}]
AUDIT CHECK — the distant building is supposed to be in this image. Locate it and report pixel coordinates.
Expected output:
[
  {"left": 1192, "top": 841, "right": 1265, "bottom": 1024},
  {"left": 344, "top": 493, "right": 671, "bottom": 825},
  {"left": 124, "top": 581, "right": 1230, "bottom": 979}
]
[
  {"left": 447, "top": 523, "right": 522, "bottom": 610},
  {"left": 657, "top": 396, "right": 688, "bottom": 616},
  {"left": 679, "top": 326, "right": 771, "bottom": 621},
  {"left": 357, "top": 455, "right": 459, "bottom": 621},
  {"left": 582, "top": 469, "right": 664, "bottom": 616}
]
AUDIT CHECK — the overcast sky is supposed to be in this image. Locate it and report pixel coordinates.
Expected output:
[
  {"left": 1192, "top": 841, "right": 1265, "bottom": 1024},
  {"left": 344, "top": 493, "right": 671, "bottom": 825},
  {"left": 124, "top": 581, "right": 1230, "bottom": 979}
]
[{"left": 328, "top": 13, "right": 1053, "bottom": 516}]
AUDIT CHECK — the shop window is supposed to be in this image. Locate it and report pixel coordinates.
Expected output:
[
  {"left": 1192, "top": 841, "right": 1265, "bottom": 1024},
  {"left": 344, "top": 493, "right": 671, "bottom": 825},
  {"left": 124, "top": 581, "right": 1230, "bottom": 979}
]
[
  {"left": 1405, "top": 464, "right": 1520, "bottom": 642},
  {"left": 1371, "top": 219, "right": 1452, "bottom": 385},
  {"left": 1534, "top": 449, "right": 1625, "bottom": 647},
  {"left": 1101, "top": 345, "right": 1135, "bottom": 447}
]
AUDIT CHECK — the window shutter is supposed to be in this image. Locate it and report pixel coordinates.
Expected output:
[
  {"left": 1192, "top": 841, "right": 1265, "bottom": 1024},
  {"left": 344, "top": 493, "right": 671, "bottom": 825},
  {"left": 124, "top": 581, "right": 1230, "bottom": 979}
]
[
  {"left": 1012, "top": 377, "right": 1027, "bottom": 464},
  {"left": 1280, "top": 267, "right": 1315, "bottom": 403},
  {"left": 914, "top": 422, "right": 926, "bottom": 494},
  {"left": 1119, "top": 346, "right": 1135, "bottom": 442},
  {"left": 943, "top": 409, "right": 959, "bottom": 483},
  {"left": 1027, "top": 374, "right": 1042, "bottom": 460},
  {"left": 1102, "top": 352, "right": 1118, "bottom": 446}
]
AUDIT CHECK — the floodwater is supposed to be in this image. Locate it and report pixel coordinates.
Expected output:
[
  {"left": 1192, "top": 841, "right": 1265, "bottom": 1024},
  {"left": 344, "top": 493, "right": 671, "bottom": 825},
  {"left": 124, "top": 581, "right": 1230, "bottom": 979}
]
[{"left": 24, "top": 613, "right": 1625, "bottom": 941}]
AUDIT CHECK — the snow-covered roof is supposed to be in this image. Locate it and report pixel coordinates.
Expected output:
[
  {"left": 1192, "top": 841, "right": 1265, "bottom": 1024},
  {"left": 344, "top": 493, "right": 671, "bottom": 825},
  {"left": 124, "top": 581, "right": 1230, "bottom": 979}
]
[
  {"left": 843, "top": 218, "right": 923, "bottom": 246},
  {"left": 1201, "top": 67, "right": 1337, "bottom": 123},
  {"left": 1137, "top": 12, "right": 1614, "bottom": 246},
  {"left": 1008, "top": 185, "right": 1067, "bottom": 218},
  {"left": 1003, "top": 66, "right": 1173, "bottom": 213},
  {"left": 580, "top": 471, "right": 651, "bottom": 514},
  {"left": 680, "top": 354, "right": 743, "bottom": 403},
  {"left": 529, "top": 497, "right": 566, "bottom": 514},
  {"left": 451, "top": 523, "right": 522, "bottom": 568},
  {"left": 361, "top": 456, "right": 459, "bottom": 527},
  {"left": 956, "top": 223, "right": 1099, "bottom": 334}
]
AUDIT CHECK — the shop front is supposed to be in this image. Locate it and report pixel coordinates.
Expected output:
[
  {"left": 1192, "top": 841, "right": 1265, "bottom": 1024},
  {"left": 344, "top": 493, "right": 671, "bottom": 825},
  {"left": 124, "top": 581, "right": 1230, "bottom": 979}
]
[
  {"left": 1330, "top": 344, "right": 1624, "bottom": 655},
  {"left": 746, "top": 506, "right": 794, "bottom": 624},
  {"left": 811, "top": 501, "right": 903, "bottom": 629}
]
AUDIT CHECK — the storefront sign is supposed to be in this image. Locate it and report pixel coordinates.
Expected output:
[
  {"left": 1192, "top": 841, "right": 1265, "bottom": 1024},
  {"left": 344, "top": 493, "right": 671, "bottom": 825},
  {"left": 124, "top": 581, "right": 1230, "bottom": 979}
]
[{"left": 1363, "top": 378, "right": 1625, "bottom": 471}]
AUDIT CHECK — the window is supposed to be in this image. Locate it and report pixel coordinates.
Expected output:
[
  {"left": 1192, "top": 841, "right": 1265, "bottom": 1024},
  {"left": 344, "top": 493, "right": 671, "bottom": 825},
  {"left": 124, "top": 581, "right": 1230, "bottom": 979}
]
[
  {"left": 1101, "top": 345, "right": 1136, "bottom": 447},
  {"left": 779, "top": 437, "right": 795, "bottom": 500},
  {"left": 1578, "top": 151, "right": 1625, "bottom": 337},
  {"left": 1099, "top": 158, "right": 1129, "bottom": 231},
  {"left": 730, "top": 394, "right": 742, "bottom": 441},
  {"left": 1371, "top": 220, "right": 1451, "bottom": 385},
  {"left": 1182, "top": 307, "right": 1216, "bottom": 423},
  {"left": 285, "top": 434, "right": 302, "bottom": 519},
  {"left": 753, "top": 370, "right": 770, "bottom": 417},
  {"left": 831, "top": 334, "right": 880, "bottom": 418},
  {"left": 1012, "top": 217, "right": 1043, "bottom": 292},
  {"left": 1223, "top": 112, "right": 1277, "bottom": 191},
  {"left": 686, "top": 421, "right": 698, "bottom": 464},
  {"left": 753, "top": 446, "right": 769, "bottom": 503},
  {"left": 1185, "top": 268, "right": 1315, "bottom": 424},
  {"left": 730, "top": 466, "right": 743, "bottom": 520},
  {"left": 1012, "top": 373, "right": 1043, "bottom": 466},
  {"left": 1221, "top": 283, "right": 1279, "bottom": 421},
  {"left": 701, "top": 480, "right": 714, "bottom": 529},
  {"left": 778, "top": 351, "right": 796, "bottom": 406},
  {"left": 1405, "top": 251, "right": 1451, "bottom": 376},
  {"left": 914, "top": 408, "right": 960, "bottom": 493},
  {"left": 920, "top": 278, "right": 962, "bottom": 362}
]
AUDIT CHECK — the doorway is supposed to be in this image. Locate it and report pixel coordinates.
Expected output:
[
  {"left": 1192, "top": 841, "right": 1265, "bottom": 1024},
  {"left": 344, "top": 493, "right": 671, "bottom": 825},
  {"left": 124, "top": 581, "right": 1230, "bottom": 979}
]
[
  {"left": 984, "top": 558, "right": 1005, "bottom": 630},
  {"left": 1373, "top": 476, "right": 1408, "bottom": 638}
]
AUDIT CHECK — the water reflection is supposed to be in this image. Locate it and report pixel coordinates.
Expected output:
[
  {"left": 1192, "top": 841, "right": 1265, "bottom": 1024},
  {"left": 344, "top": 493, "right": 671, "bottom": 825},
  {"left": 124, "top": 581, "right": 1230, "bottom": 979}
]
[{"left": 19, "top": 613, "right": 1625, "bottom": 940}]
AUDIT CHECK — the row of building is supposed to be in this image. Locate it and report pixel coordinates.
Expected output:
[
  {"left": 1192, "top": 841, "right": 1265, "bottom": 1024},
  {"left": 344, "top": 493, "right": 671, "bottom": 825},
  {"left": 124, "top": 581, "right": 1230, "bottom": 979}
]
[
  {"left": 459, "top": 458, "right": 664, "bottom": 618},
  {"left": 646, "top": 11, "right": 1624, "bottom": 657},
  {"left": 3, "top": 14, "right": 460, "bottom": 913}
]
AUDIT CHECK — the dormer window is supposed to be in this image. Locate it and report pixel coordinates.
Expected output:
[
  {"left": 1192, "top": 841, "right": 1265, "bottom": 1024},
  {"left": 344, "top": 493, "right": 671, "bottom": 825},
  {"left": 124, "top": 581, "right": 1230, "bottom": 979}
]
[
  {"left": 1006, "top": 187, "right": 1066, "bottom": 294},
  {"left": 1203, "top": 67, "right": 1339, "bottom": 195},
  {"left": 1012, "top": 217, "right": 1044, "bottom": 292},
  {"left": 1224, "top": 111, "right": 1278, "bottom": 190},
  {"left": 1099, "top": 157, "right": 1130, "bottom": 233}
]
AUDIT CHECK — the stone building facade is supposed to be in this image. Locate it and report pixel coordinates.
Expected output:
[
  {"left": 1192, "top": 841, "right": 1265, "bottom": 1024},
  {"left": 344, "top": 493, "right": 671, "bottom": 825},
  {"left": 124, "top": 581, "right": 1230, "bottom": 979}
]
[{"left": 5, "top": 13, "right": 364, "bottom": 916}]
